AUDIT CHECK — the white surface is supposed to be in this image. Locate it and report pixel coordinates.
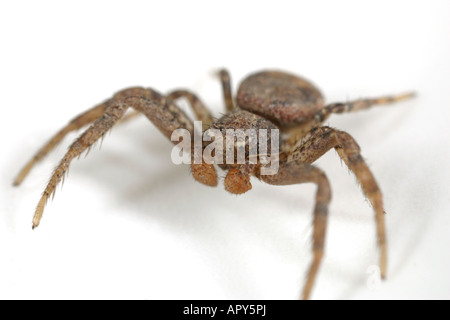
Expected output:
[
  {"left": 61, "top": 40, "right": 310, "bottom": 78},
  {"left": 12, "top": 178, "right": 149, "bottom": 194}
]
[{"left": 1, "top": 1, "right": 449, "bottom": 300}]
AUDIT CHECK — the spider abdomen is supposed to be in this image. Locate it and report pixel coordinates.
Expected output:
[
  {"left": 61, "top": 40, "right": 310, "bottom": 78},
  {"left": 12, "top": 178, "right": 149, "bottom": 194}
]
[{"left": 237, "top": 70, "right": 324, "bottom": 128}]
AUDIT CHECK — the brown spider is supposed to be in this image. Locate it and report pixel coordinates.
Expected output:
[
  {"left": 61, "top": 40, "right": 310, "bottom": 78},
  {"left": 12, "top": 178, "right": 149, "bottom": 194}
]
[{"left": 14, "top": 69, "right": 414, "bottom": 299}]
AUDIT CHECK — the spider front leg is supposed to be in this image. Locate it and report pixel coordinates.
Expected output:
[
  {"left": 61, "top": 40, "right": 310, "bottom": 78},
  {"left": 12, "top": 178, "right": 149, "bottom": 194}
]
[
  {"left": 256, "top": 161, "right": 332, "bottom": 300},
  {"left": 288, "top": 126, "right": 388, "bottom": 279},
  {"left": 14, "top": 87, "right": 163, "bottom": 186},
  {"left": 12, "top": 88, "right": 150, "bottom": 186},
  {"left": 30, "top": 89, "right": 216, "bottom": 229},
  {"left": 13, "top": 101, "right": 108, "bottom": 186},
  {"left": 14, "top": 88, "right": 216, "bottom": 186}
]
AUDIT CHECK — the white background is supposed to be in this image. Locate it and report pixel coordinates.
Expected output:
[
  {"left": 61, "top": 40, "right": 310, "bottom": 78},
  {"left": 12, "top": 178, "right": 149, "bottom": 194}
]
[{"left": 1, "top": 1, "right": 449, "bottom": 300}]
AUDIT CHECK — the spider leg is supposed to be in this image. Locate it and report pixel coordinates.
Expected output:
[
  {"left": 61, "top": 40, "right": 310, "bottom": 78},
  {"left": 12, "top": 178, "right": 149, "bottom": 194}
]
[
  {"left": 314, "top": 92, "right": 416, "bottom": 123},
  {"left": 118, "top": 110, "right": 141, "bottom": 124},
  {"left": 13, "top": 87, "right": 168, "bottom": 186},
  {"left": 257, "top": 161, "right": 332, "bottom": 300},
  {"left": 166, "top": 90, "right": 215, "bottom": 128},
  {"left": 218, "top": 69, "right": 235, "bottom": 112},
  {"left": 13, "top": 102, "right": 108, "bottom": 186},
  {"left": 288, "top": 126, "right": 388, "bottom": 280},
  {"left": 31, "top": 89, "right": 214, "bottom": 229},
  {"left": 107, "top": 89, "right": 216, "bottom": 128}
]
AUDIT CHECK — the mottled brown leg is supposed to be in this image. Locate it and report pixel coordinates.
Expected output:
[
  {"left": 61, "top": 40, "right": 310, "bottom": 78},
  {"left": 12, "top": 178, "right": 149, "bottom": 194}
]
[
  {"left": 218, "top": 69, "right": 235, "bottom": 112},
  {"left": 166, "top": 90, "right": 215, "bottom": 128},
  {"left": 13, "top": 86, "right": 171, "bottom": 186},
  {"left": 32, "top": 89, "right": 203, "bottom": 229},
  {"left": 119, "top": 89, "right": 215, "bottom": 128},
  {"left": 314, "top": 92, "right": 416, "bottom": 123},
  {"left": 118, "top": 110, "right": 141, "bottom": 124},
  {"left": 13, "top": 102, "right": 108, "bottom": 186},
  {"left": 257, "top": 161, "right": 332, "bottom": 300},
  {"left": 166, "top": 90, "right": 218, "bottom": 186},
  {"left": 288, "top": 126, "right": 387, "bottom": 280}
]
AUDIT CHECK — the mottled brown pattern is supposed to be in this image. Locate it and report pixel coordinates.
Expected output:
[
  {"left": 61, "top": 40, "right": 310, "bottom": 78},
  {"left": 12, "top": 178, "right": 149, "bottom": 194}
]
[
  {"left": 287, "top": 126, "right": 388, "bottom": 293},
  {"left": 237, "top": 71, "right": 324, "bottom": 127},
  {"left": 257, "top": 161, "right": 331, "bottom": 299},
  {"left": 15, "top": 69, "right": 415, "bottom": 300},
  {"left": 219, "top": 69, "right": 235, "bottom": 112},
  {"left": 313, "top": 92, "right": 416, "bottom": 124},
  {"left": 211, "top": 108, "right": 279, "bottom": 167},
  {"left": 166, "top": 90, "right": 214, "bottom": 128},
  {"left": 31, "top": 92, "right": 198, "bottom": 229},
  {"left": 12, "top": 101, "right": 108, "bottom": 186}
]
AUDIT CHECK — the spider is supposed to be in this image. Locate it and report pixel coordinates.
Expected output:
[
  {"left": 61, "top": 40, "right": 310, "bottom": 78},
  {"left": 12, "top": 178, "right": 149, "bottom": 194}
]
[{"left": 14, "top": 69, "right": 414, "bottom": 299}]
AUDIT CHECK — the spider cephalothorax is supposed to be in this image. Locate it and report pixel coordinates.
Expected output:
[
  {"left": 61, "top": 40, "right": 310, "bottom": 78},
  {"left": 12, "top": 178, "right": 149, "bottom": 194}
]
[{"left": 14, "top": 69, "right": 414, "bottom": 299}]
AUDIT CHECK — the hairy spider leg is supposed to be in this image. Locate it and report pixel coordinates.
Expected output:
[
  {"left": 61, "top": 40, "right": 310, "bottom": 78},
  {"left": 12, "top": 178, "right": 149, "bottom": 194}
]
[
  {"left": 31, "top": 89, "right": 216, "bottom": 229},
  {"left": 13, "top": 102, "right": 108, "bottom": 186},
  {"left": 288, "top": 126, "right": 388, "bottom": 297},
  {"left": 314, "top": 92, "right": 416, "bottom": 124},
  {"left": 256, "top": 161, "right": 332, "bottom": 300},
  {"left": 166, "top": 90, "right": 215, "bottom": 128},
  {"left": 218, "top": 69, "right": 235, "bottom": 112},
  {"left": 14, "top": 87, "right": 217, "bottom": 186}
]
